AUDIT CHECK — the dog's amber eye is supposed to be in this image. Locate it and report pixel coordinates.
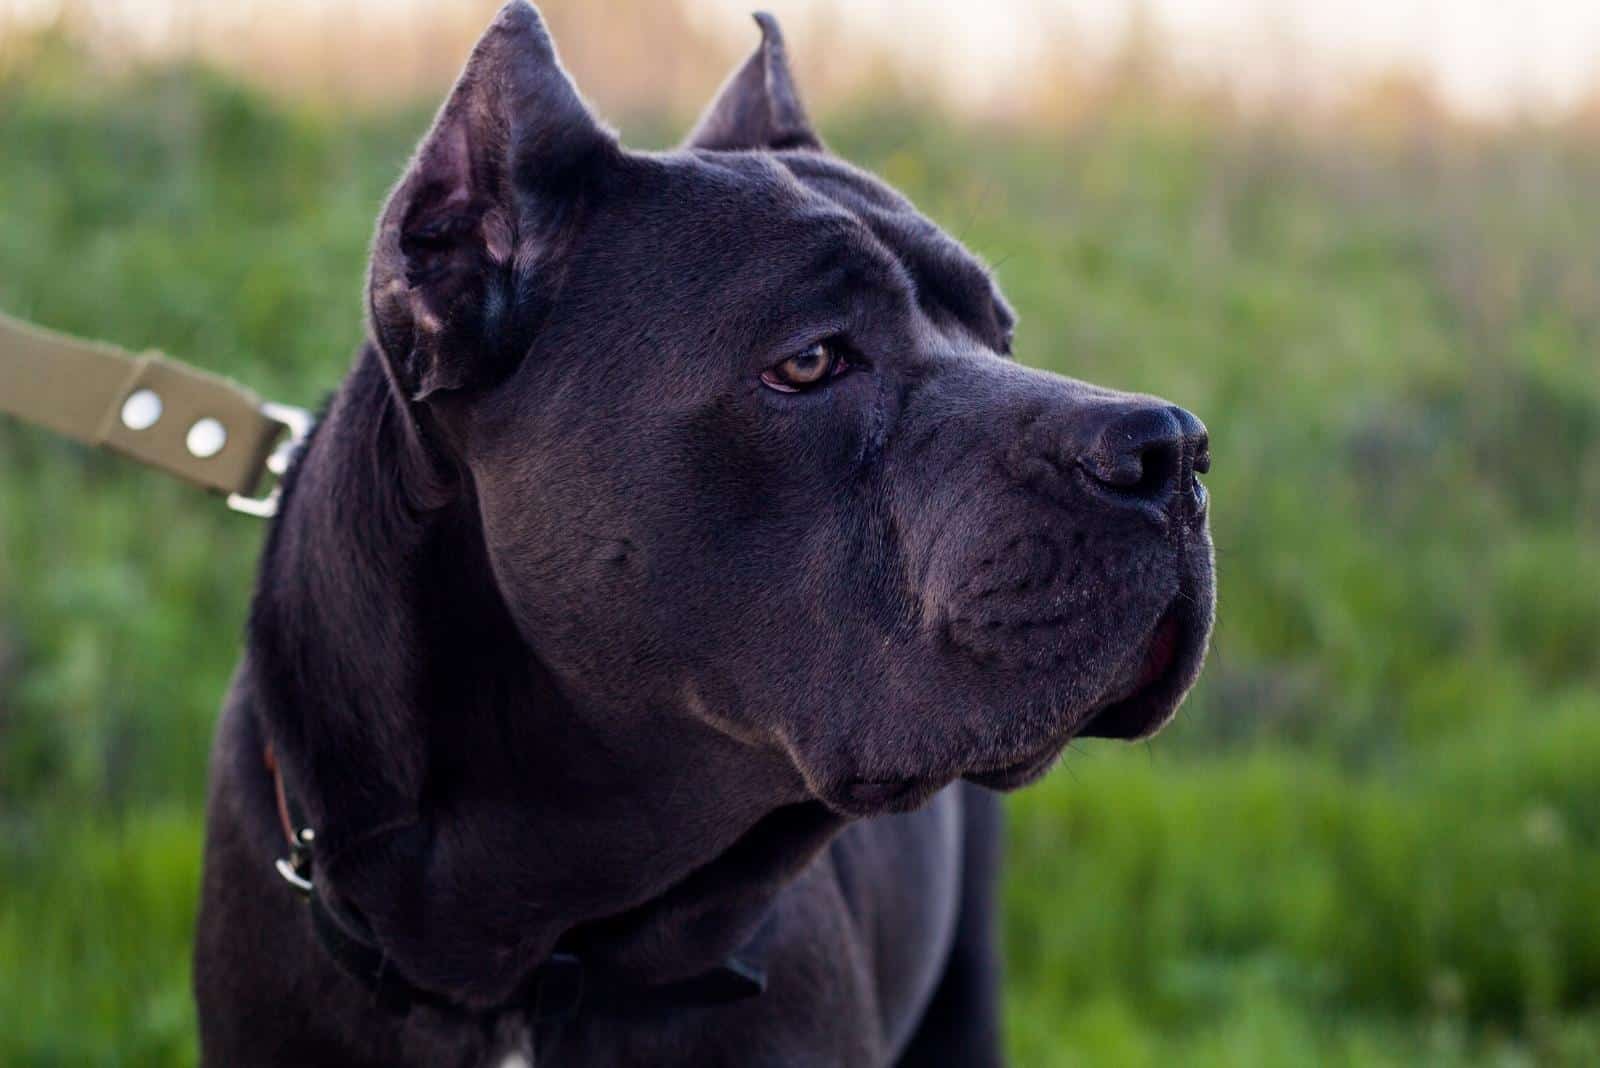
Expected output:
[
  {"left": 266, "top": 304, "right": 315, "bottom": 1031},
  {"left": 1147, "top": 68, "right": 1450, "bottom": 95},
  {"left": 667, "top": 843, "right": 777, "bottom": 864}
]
[{"left": 762, "top": 342, "right": 843, "bottom": 393}]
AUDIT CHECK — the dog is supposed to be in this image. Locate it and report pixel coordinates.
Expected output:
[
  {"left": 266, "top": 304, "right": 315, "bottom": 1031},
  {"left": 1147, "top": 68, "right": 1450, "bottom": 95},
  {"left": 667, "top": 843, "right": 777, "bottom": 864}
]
[{"left": 192, "top": 4, "right": 1215, "bottom": 1064}]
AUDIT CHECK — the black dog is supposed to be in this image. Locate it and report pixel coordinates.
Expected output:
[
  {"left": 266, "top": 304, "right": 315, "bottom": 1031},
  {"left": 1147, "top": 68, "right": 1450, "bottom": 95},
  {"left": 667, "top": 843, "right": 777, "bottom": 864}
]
[{"left": 193, "top": 4, "right": 1214, "bottom": 1064}]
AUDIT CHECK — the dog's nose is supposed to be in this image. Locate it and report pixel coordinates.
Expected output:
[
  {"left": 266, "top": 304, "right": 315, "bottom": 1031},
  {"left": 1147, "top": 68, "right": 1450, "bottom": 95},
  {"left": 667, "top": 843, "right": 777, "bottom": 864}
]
[{"left": 1082, "top": 404, "right": 1209, "bottom": 508}]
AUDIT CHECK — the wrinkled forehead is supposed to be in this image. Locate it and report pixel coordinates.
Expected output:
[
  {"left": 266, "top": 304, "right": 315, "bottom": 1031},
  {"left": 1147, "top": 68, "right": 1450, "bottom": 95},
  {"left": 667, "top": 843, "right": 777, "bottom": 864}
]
[
  {"left": 643, "top": 148, "right": 1012, "bottom": 348},
  {"left": 773, "top": 152, "right": 1014, "bottom": 340}
]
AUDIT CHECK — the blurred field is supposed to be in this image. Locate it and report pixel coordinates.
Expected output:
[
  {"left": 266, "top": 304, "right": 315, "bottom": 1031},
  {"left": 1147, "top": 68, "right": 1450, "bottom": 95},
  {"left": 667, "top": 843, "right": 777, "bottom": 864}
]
[{"left": 3, "top": 26, "right": 1600, "bottom": 1068}]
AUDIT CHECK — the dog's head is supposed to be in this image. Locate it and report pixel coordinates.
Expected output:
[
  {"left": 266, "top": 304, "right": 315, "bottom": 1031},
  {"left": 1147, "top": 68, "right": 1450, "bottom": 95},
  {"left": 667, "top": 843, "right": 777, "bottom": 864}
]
[{"left": 368, "top": 3, "right": 1214, "bottom": 819}]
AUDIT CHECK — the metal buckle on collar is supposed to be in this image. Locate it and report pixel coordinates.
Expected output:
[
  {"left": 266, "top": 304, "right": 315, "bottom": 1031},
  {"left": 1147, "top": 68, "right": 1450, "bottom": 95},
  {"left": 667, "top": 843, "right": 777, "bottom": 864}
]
[
  {"left": 227, "top": 401, "right": 312, "bottom": 519},
  {"left": 274, "top": 826, "right": 317, "bottom": 896}
]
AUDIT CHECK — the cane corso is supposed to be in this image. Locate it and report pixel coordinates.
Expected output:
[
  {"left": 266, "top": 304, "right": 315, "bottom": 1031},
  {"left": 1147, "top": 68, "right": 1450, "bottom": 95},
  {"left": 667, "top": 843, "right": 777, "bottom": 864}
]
[{"left": 193, "top": 3, "right": 1215, "bottom": 1064}]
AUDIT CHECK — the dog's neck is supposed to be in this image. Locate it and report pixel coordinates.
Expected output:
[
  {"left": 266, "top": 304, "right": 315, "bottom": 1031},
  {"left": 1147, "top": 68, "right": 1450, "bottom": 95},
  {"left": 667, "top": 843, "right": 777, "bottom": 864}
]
[{"left": 244, "top": 344, "right": 839, "bottom": 1005}]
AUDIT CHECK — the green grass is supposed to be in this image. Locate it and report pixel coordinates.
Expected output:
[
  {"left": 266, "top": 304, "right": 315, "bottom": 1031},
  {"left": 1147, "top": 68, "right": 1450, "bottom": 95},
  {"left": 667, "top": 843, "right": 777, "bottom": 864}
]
[{"left": 2, "top": 51, "right": 1599, "bottom": 1065}]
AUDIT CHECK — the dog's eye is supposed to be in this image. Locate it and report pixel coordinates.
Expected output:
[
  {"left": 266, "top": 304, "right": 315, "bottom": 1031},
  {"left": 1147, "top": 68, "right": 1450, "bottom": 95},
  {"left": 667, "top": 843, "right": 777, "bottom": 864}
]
[{"left": 762, "top": 342, "right": 846, "bottom": 393}]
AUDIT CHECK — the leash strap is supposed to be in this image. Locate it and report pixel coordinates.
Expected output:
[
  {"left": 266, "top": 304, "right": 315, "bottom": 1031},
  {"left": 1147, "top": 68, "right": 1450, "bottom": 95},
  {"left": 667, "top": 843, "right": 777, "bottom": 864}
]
[{"left": 0, "top": 310, "right": 309, "bottom": 516}]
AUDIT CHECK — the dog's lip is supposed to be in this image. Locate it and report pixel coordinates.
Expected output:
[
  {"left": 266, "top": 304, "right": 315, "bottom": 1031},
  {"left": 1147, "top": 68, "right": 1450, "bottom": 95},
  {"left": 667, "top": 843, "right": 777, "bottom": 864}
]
[
  {"left": 834, "top": 593, "right": 1210, "bottom": 812},
  {"left": 1076, "top": 599, "right": 1203, "bottom": 740},
  {"left": 965, "top": 601, "right": 1202, "bottom": 793},
  {"left": 1128, "top": 611, "right": 1183, "bottom": 694}
]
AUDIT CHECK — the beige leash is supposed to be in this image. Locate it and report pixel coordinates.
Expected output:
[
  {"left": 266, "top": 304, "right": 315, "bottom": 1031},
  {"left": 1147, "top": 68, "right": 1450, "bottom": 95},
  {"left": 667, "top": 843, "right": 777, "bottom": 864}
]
[{"left": 0, "top": 310, "right": 308, "bottom": 517}]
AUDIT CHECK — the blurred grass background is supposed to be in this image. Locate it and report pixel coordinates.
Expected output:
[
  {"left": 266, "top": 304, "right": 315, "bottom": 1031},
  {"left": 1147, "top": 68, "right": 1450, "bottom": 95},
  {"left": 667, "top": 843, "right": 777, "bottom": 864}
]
[{"left": 2, "top": 3, "right": 1600, "bottom": 1064}]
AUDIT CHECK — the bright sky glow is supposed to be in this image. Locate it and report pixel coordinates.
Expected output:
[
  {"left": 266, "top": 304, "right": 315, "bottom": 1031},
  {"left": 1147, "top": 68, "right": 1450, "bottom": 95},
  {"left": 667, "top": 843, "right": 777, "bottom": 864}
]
[
  {"left": 7, "top": 0, "right": 1600, "bottom": 117},
  {"left": 693, "top": 0, "right": 1600, "bottom": 117}
]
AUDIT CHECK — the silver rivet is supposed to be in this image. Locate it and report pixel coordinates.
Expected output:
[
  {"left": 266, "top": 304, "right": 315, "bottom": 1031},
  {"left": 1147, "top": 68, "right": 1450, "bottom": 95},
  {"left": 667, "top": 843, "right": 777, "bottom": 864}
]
[
  {"left": 186, "top": 417, "right": 228, "bottom": 458},
  {"left": 120, "top": 389, "right": 163, "bottom": 430}
]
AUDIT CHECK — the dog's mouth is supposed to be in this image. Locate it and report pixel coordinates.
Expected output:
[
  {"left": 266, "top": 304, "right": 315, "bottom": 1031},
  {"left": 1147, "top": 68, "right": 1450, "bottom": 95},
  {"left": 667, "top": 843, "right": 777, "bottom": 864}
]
[
  {"left": 960, "top": 598, "right": 1204, "bottom": 791},
  {"left": 1075, "top": 598, "right": 1202, "bottom": 741},
  {"left": 825, "top": 581, "right": 1213, "bottom": 818},
  {"left": 1075, "top": 604, "right": 1190, "bottom": 738}
]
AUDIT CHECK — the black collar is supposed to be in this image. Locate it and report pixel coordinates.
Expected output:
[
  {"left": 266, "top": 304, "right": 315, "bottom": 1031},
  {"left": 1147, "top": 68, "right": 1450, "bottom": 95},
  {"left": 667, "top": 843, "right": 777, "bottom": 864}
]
[{"left": 264, "top": 745, "right": 770, "bottom": 1023}]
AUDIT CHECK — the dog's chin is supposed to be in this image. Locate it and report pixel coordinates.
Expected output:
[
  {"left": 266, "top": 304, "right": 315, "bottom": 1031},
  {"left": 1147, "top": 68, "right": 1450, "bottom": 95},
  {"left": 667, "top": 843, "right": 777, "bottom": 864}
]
[
  {"left": 956, "top": 610, "right": 1205, "bottom": 801},
  {"left": 960, "top": 743, "right": 1067, "bottom": 792},
  {"left": 957, "top": 612, "right": 1193, "bottom": 793},
  {"left": 818, "top": 586, "right": 1213, "bottom": 818},
  {"left": 961, "top": 590, "right": 1210, "bottom": 792}
]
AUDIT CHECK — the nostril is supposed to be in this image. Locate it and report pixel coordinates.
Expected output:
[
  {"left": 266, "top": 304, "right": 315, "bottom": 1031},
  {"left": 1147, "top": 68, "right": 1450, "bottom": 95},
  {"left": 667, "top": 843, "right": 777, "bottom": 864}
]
[
  {"left": 1084, "top": 407, "right": 1186, "bottom": 502},
  {"left": 1094, "top": 438, "right": 1180, "bottom": 497},
  {"left": 1134, "top": 439, "right": 1181, "bottom": 497},
  {"left": 1093, "top": 451, "right": 1145, "bottom": 489}
]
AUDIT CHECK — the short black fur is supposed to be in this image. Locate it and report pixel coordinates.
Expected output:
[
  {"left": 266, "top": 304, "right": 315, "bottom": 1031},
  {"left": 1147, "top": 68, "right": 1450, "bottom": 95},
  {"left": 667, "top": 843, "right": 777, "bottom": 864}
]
[{"left": 194, "top": 5, "right": 1216, "bottom": 1065}]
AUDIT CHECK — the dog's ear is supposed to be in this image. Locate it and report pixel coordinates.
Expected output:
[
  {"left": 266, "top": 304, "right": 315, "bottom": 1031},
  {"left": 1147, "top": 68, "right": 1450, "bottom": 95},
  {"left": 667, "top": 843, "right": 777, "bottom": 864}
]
[
  {"left": 685, "top": 12, "right": 821, "bottom": 153},
  {"left": 369, "top": 1, "right": 614, "bottom": 401}
]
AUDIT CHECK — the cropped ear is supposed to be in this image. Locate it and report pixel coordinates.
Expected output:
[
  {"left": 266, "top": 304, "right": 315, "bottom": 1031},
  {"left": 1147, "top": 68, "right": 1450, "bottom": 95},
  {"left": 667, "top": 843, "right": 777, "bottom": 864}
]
[
  {"left": 685, "top": 12, "right": 821, "bottom": 153},
  {"left": 369, "top": 1, "right": 615, "bottom": 401}
]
